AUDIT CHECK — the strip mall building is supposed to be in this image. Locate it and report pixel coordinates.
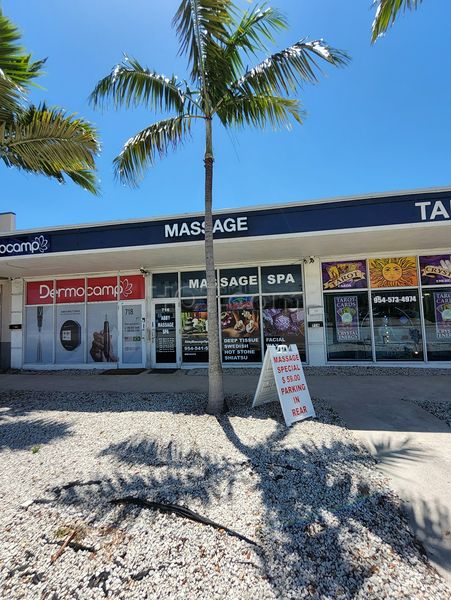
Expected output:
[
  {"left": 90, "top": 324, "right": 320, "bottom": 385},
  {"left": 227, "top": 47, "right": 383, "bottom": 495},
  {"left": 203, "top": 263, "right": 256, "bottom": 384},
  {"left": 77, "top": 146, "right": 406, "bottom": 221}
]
[{"left": 0, "top": 187, "right": 451, "bottom": 370}]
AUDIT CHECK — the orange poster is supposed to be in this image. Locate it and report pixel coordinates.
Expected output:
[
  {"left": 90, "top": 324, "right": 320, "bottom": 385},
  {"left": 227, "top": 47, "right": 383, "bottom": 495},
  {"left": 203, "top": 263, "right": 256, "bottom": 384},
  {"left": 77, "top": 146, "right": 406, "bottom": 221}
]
[{"left": 369, "top": 256, "right": 418, "bottom": 288}]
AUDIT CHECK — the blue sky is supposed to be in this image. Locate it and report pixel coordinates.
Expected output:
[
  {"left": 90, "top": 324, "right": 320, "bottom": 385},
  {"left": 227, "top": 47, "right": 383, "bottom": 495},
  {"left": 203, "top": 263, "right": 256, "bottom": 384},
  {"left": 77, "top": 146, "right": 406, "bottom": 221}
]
[{"left": 3, "top": 0, "right": 451, "bottom": 230}]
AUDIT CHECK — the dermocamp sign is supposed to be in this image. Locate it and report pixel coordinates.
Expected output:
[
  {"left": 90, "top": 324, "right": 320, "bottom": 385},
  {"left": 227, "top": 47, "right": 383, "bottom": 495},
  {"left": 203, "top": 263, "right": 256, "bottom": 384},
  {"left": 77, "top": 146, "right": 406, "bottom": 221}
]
[
  {"left": 0, "top": 234, "right": 49, "bottom": 257},
  {"left": 26, "top": 275, "right": 145, "bottom": 305}
]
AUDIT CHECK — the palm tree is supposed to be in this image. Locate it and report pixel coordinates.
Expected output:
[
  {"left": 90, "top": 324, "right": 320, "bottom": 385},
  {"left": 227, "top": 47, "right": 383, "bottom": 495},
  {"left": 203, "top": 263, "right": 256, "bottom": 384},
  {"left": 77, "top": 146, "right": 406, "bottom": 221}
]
[
  {"left": 0, "top": 10, "right": 99, "bottom": 193},
  {"left": 372, "top": 0, "right": 423, "bottom": 42},
  {"left": 91, "top": 0, "right": 349, "bottom": 414}
]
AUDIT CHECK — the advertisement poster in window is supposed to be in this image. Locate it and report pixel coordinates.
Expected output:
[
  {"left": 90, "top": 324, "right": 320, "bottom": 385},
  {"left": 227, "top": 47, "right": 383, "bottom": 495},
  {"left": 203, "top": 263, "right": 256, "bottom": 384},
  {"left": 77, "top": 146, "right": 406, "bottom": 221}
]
[
  {"left": 262, "top": 302, "right": 305, "bottom": 357},
  {"left": 322, "top": 260, "right": 367, "bottom": 290},
  {"left": 420, "top": 255, "right": 451, "bottom": 286},
  {"left": 24, "top": 306, "right": 54, "bottom": 364},
  {"left": 369, "top": 256, "right": 418, "bottom": 288},
  {"left": 122, "top": 304, "right": 143, "bottom": 364},
  {"left": 181, "top": 299, "right": 208, "bottom": 362},
  {"left": 334, "top": 296, "right": 360, "bottom": 342},
  {"left": 55, "top": 305, "right": 85, "bottom": 363},
  {"left": 87, "top": 303, "right": 118, "bottom": 363},
  {"left": 434, "top": 291, "right": 451, "bottom": 339},
  {"left": 221, "top": 296, "right": 261, "bottom": 362}
]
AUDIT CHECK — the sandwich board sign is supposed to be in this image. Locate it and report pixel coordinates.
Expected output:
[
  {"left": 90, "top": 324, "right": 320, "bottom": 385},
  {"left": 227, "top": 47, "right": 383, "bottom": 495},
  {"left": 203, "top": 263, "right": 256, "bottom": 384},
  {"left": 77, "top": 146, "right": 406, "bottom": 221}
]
[{"left": 252, "top": 344, "right": 315, "bottom": 427}]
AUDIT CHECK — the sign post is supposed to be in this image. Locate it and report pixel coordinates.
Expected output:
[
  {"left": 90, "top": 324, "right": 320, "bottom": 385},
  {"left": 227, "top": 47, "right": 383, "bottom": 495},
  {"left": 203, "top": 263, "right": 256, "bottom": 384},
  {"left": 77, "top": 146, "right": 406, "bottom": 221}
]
[{"left": 253, "top": 344, "right": 315, "bottom": 427}]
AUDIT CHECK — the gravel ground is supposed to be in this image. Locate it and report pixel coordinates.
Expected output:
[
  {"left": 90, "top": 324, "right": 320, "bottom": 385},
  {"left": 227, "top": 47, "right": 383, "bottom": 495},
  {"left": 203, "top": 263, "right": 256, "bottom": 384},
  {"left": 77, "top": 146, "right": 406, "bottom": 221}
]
[
  {"left": 3, "top": 366, "right": 451, "bottom": 377},
  {"left": 0, "top": 391, "right": 449, "bottom": 600},
  {"left": 406, "top": 398, "right": 451, "bottom": 428},
  {"left": 185, "top": 366, "right": 451, "bottom": 376}
]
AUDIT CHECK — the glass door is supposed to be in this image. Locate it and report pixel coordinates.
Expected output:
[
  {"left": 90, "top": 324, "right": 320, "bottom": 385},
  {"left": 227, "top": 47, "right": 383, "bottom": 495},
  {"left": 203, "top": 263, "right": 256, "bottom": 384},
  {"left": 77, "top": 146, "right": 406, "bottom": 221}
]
[
  {"left": 151, "top": 301, "right": 180, "bottom": 368},
  {"left": 371, "top": 290, "right": 423, "bottom": 361},
  {"left": 119, "top": 301, "right": 146, "bottom": 367}
]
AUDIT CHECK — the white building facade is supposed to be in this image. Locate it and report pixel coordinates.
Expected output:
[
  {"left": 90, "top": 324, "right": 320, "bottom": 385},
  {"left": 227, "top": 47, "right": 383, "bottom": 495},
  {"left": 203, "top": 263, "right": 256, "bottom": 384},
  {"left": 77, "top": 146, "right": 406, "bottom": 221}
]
[{"left": 1, "top": 188, "right": 451, "bottom": 370}]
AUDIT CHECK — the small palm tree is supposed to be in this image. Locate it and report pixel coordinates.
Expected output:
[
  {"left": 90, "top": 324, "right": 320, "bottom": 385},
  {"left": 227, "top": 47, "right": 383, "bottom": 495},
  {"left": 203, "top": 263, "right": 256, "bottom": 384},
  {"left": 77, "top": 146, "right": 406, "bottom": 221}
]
[
  {"left": 372, "top": 0, "right": 422, "bottom": 42},
  {"left": 0, "top": 10, "right": 99, "bottom": 193},
  {"left": 91, "top": 0, "right": 349, "bottom": 414}
]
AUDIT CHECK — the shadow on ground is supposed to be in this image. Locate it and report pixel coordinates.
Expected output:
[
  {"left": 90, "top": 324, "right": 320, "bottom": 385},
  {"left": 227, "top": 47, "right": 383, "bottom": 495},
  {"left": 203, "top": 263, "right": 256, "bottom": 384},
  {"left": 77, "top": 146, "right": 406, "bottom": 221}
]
[
  {"left": 0, "top": 417, "right": 72, "bottom": 451},
  {"left": 29, "top": 401, "right": 449, "bottom": 598}
]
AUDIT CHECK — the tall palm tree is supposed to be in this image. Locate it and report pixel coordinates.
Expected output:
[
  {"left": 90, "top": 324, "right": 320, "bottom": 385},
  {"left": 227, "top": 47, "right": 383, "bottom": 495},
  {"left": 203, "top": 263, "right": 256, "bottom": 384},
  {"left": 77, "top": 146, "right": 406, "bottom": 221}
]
[
  {"left": 372, "top": 0, "right": 423, "bottom": 42},
  {"left": 0, "top": 10, "right": 99, "bottom": 193},
  {"left": 91, "top": 0, "right": 349, "bottom": 414}
]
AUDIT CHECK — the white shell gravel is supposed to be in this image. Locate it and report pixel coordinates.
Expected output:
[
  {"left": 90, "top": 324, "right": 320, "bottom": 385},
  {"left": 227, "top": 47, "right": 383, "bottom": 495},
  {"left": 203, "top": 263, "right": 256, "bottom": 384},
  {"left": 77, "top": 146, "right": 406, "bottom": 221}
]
[{"left": 0, "top": 390, "right": 449, "bottom": 599}]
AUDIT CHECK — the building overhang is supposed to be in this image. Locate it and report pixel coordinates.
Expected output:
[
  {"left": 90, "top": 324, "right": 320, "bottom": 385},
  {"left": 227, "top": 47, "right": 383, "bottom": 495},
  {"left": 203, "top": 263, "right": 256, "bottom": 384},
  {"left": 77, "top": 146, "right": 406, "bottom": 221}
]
[{"left": 0, "top": 220, "right": 449, "bottom": 279}]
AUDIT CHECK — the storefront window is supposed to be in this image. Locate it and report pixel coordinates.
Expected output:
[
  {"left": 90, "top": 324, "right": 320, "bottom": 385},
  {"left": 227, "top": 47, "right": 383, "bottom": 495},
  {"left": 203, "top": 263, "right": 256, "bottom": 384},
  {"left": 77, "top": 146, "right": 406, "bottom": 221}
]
[
  {"left": 261, "top": 265, "right": 302, "bottom": 293},
  {"left": 180, "top": 271, "right": 208, "bottom": 298},
  {"left": 87, "top": 302, "right": 118, "bottom": 363},
  {"left": 219, "top": 267, "right": 259, "bottom": 296},
  {"left": 221, "top": 295, "right": 261, "bottom": 362},
  {"left": 24, "top": 305, "right": 54, "bottom": 364},
  {"left": 261, "top": 295, "right": 306, "bottom": 361},
  {"left": 24, "top": 275, "right": 145, "bottom": 365},
  {"left": 371, "top": 290, "right": 423, "bottom": 361},
  {"left": 55, "top": 306, "right": 86, "bottom": 364},
  {"left": 152, "top": 272, "right": 178, "bottom": 298},
  {"left": 422, "top": 288, "right": 451, "bottom": 361},
  {"left": 181, "top": 298, "right": 208, "bottom": 363},
  {"left": 121, "top": 304, "right": 145, "bottom": 364},
  {"left": 324, "top": 292, "right": 372, "bottom": 360}
]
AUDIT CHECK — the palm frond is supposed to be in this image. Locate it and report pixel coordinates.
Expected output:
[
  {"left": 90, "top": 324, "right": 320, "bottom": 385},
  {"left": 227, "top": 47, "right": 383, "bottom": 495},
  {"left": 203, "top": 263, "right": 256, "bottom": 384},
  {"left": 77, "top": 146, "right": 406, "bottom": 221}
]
[
  {"left": 0, "top": 10, "right": 45, "bottom": 88},
  {"left": 65, "top": 169, "right": 98, "bottom": 195},
  {"left": 173, "top": 0, "right": 233, "bottom": 83},
  {"left": 372, "top": 0, "right": 422, "bottom": 42},
  {"left": 226, "top": 4, "right": 287, "bottom": 67},
  {"left": 203, "top": 3, "right": 287, "bottom": 102},
  {"left": 231, "top": 39, "right": 350, "bottom": 98},
  {"left": 0, "top": 105, "right": 99, "bottom": 193},
  {"left": 217, "top": 93, "right": 302, "bottom": 130},
  {"left": 114, "top": 115, "right": 194, "bottom": 186},
  {"left": 90, "top": 57, "right": 199, "bottom": 114},
  {"left": 0, "top": 74, "right": 23, "bottom": 121}
]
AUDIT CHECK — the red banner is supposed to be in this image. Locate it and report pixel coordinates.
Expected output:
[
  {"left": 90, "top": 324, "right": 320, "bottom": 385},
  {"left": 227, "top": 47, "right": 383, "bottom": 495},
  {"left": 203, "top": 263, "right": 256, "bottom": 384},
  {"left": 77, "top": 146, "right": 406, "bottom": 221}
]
[
  {"left": 55, "top": 278, "right": 86, "bottom": 303},
  {"left": 26, "top": 280, "right": 54, "bottom": 305},
  {"left": 26, "top": 274, "right": 145, "bottom": 304},
  {"left": 119, "top": 275, "right": 145, "bottom": 300},
  {"left": 87, "top": 276, "right": 118, "bottom": 302}
]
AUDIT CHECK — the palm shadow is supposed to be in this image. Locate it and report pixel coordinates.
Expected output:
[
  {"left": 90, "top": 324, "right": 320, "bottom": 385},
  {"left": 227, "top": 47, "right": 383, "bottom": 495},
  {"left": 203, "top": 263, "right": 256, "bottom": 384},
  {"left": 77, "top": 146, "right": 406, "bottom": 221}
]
[
  {"left": 0, "top": 417, "right": 72, "bottom": 451},
  {"left": 37, "top": 399, "right": 449, "bottom": 597}
]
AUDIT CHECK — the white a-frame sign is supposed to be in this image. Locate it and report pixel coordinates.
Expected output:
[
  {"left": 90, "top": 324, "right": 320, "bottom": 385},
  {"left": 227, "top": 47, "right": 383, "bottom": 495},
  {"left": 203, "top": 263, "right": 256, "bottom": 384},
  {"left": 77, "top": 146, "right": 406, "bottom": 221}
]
[{"left": 252, "top": 344, "right": 315, "bottom": 427}]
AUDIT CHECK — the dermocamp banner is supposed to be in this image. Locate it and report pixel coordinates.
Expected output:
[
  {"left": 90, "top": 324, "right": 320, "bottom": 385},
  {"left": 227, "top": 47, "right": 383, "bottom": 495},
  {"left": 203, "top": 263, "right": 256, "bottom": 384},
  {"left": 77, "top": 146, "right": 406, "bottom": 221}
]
[{"left": 26, "top": 275, "right": 145, "bottom": 304}]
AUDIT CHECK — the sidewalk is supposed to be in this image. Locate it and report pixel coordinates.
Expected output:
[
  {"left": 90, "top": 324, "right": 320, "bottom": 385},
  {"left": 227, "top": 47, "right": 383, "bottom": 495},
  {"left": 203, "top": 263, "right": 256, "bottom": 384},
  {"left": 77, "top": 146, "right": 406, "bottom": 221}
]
[{"left": 1, "top": 371, "right": 450, "bottom": 583}]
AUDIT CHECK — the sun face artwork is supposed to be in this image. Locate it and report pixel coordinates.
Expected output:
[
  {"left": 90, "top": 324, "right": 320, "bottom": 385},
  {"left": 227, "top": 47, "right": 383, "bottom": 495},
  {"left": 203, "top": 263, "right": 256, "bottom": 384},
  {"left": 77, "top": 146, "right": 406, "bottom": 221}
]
[{"left": 369, "top": 257, "right": 418, "bottom": 288}]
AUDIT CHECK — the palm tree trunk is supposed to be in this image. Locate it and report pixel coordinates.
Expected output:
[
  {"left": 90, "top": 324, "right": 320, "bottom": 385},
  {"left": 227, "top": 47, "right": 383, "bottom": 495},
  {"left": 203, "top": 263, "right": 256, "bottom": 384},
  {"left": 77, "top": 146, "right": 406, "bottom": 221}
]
[{"left": 204, "top": 117, "right": 224, "bottom": 414}]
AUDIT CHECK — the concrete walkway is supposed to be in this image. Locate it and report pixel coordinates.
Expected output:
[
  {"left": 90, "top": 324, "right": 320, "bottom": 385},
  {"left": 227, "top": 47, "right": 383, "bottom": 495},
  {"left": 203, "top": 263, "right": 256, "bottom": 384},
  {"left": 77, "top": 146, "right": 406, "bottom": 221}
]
[
  {"left": 312, "top": 377, "right": 451, "bottom": 584},
  {"left": 0, "top": 371, "right": 450, "bottom": 583}
]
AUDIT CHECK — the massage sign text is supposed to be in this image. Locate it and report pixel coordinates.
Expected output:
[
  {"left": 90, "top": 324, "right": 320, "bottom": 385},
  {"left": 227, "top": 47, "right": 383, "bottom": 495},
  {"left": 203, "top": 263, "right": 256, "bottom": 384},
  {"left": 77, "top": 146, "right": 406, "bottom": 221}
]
[{"left": 253, "top": 345, "right": 315, "bottom": 427}]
